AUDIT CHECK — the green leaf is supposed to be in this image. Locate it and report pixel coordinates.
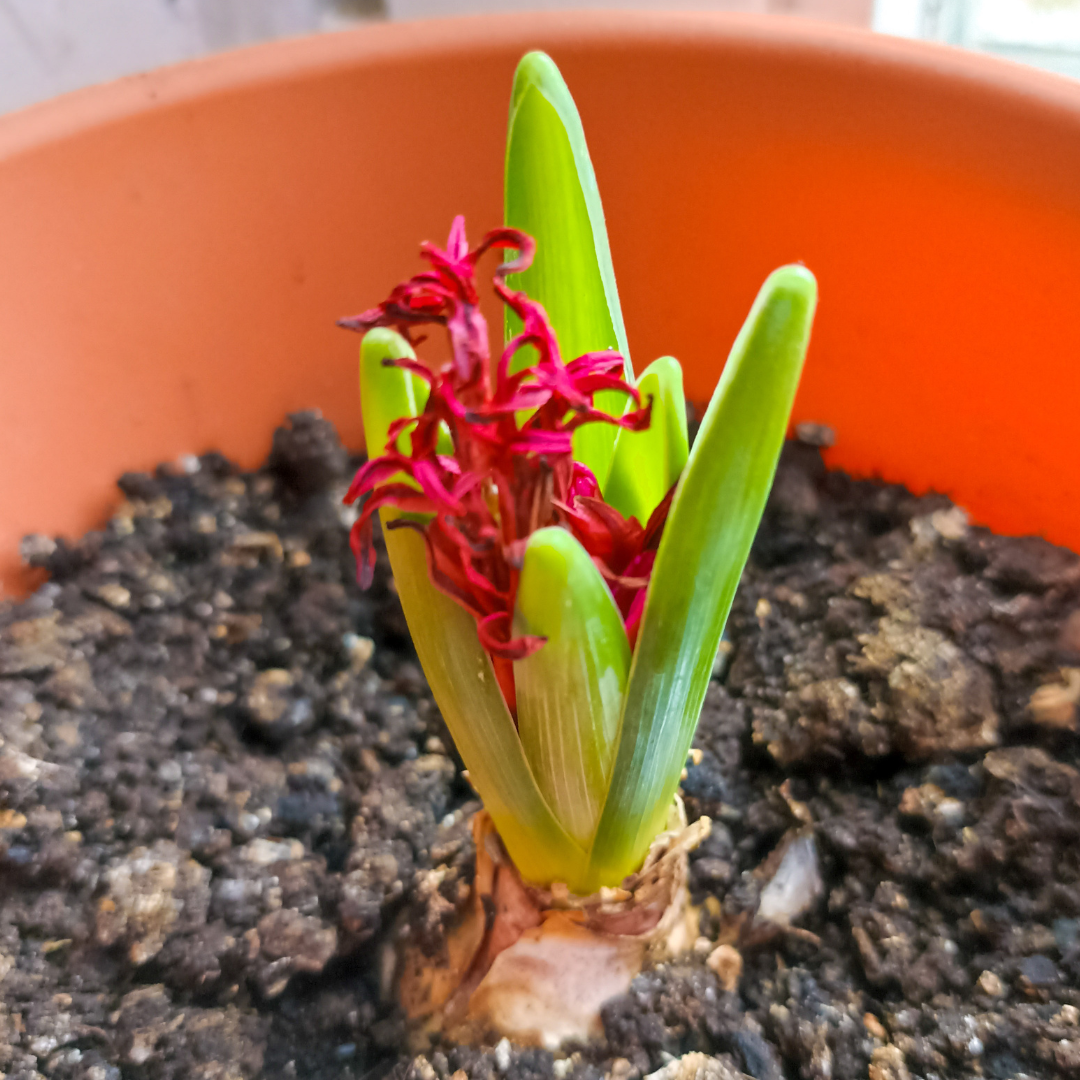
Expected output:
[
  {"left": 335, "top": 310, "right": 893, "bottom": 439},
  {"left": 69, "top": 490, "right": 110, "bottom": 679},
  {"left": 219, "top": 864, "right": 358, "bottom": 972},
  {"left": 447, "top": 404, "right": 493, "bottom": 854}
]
[
  {"left": 385, "top": 525, "right": 587, "bottom": 887},
  {"left": 357, "top": 332, "right": 584, "bottom": 886},
  {"left": 585, "top": 265, "right": 818, "bottom": 888},
  {"left": 359, "top": 327, "right": 451, "bottom": 461},
  {"left": 359, "top": 328, "right": 428, "bottom": 457},
  {"left": 603, "top": 356, "right": 689, "bottom": 524},
  {"left": 513, "top": 527, "right": 630, "bottom": 850},
  {"left": 505, "top": 51, "right": 631, "bottom": 483}
]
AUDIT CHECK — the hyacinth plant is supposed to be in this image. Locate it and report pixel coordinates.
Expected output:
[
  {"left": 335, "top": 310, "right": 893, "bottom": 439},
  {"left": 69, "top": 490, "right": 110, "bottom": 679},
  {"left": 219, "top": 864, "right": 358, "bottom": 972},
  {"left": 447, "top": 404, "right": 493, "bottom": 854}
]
[{"left": 341, "top": 52, "right": 816, "bottom": 897}]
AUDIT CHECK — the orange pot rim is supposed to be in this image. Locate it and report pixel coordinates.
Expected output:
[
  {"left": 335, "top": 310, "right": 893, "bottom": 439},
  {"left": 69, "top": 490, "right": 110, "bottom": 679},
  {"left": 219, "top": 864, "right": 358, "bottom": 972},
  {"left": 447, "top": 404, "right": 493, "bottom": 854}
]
[{"left": 6, "top": 12, "right": 1080, "bottom": 170}]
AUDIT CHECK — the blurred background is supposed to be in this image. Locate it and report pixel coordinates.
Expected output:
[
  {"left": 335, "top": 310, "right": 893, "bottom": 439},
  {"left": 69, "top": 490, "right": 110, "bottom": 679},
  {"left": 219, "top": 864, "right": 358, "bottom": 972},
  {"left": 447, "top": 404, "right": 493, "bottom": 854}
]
[{"left": 1, "top": 0, "right": 1078, "bottom": 115}]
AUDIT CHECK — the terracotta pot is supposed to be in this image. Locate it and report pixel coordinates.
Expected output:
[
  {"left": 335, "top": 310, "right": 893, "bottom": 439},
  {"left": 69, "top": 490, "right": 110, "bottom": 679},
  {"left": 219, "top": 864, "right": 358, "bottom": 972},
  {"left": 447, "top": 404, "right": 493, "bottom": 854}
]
[{"left": 1, "top": 11, "right": 1079, "bottom": 598}]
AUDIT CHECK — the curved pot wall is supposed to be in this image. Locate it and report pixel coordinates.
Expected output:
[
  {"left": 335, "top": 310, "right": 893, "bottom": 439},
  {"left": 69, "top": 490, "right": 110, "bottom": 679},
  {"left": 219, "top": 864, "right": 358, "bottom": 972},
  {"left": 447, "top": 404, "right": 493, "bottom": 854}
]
[{"left": 1, "top": 11, "right": 1079, "bottom": 595}]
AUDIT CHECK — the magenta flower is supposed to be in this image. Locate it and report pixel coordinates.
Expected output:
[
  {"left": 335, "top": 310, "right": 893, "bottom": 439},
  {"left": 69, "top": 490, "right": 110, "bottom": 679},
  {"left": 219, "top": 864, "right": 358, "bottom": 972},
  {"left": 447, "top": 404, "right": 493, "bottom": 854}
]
[{"left": 341, "top": 217, "right": 667, "bottom": 714}]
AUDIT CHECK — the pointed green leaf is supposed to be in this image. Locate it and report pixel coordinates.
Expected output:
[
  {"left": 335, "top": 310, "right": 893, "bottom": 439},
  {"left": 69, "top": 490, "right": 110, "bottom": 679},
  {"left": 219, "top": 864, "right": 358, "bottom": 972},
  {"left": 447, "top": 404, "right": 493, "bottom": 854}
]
[
  {"left": 585, "top": 265, "right": 818, "bottom": 888},
  {"left": 604, "top": 356, "right": 689, "bottom": 523},
  {"left": 385, "top": 525, "right": 587, "bottom": 887},
  {"left": 513, "top": 527, "right": 630, "bottom": 849},
  {"left": 359, "top": 328, "right": 428, "bottom": 457},
  {"left": 358, "top": 330, "right": 584, "bottom": 886},
  {"left": 505, "top": 51, "right": 631, "bottom": 483},
  {"left": 359, "top": 327, "right": 451, "bottom": 461}
]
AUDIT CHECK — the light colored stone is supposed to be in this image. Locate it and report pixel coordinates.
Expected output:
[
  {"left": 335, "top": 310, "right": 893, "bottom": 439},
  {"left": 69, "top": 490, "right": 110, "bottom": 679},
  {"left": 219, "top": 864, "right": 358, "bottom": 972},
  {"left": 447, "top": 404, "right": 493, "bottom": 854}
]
[
  {"left": 241, "top": 838, "right": 304, "bottom": 865},
  {"left": 706, "top": 944, "right": 743, "bottom": 992},
  {"left": 864, "top": 1012, "right": 887, "bottom": 1040},
  {"left": 869, "top": 1045, "right": 911, "bottom": 1080},
  {"left": 95, "top": 840, "right": 210, "bottom": 965},
  {"left": 645, "top": 1052, "right": 751, "bottom": 1080},
  {"left": 757, "top": 832, "right": 823, "bottom": 927},
  {"left": 1028, "top": 669, "right": 1080, "bottom": 730},
  {"left": 95, "top": 583, "right": 131, "bottom": 609}
]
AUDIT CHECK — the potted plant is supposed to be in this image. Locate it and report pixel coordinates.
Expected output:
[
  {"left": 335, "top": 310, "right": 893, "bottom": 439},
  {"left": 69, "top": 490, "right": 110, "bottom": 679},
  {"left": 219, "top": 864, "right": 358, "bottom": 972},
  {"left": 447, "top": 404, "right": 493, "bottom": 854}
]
[{"left": 338, "top": 50, "right": 815, "bottom": 1047}]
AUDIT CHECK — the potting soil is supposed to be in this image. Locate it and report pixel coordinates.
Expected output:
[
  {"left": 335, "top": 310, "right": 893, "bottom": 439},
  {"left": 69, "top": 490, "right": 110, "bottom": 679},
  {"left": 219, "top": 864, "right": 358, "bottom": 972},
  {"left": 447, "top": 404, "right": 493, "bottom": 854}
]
[{"left": 2, "top": 412, "right": 1079, "bottom": 1080}]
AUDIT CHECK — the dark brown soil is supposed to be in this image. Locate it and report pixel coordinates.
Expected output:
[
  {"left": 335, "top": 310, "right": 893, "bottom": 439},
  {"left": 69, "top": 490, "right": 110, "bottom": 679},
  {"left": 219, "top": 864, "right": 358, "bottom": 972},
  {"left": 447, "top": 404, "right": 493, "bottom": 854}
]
[{"left": 3, "top": 412, "right": 1080, "bottom": 1080}]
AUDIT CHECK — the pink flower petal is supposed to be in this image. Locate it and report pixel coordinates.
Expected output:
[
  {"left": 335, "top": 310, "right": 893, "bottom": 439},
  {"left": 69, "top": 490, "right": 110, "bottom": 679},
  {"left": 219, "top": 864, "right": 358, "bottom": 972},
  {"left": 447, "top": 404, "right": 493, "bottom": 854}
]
[{"left": 341, "top": 216, "right": 667, "bottom": 714}]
